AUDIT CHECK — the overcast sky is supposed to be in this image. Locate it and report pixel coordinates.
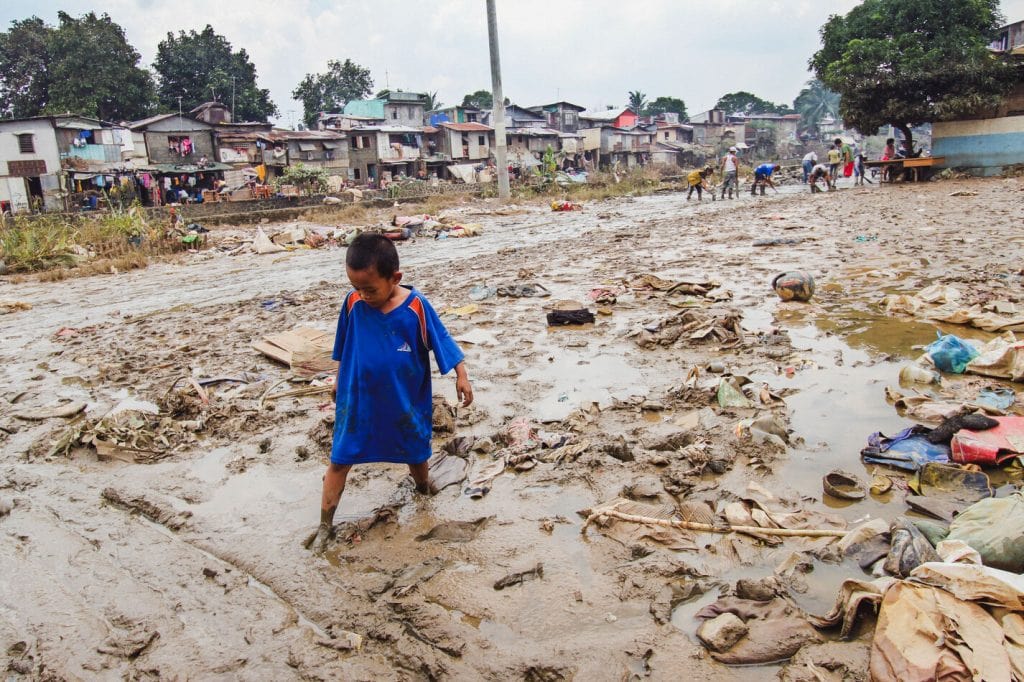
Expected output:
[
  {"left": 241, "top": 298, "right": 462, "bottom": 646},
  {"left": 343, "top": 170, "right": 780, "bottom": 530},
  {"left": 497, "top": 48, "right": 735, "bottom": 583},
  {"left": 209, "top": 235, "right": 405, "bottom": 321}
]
[{"left": 5, "top": 0, "right": 1024, "bottom": 125}]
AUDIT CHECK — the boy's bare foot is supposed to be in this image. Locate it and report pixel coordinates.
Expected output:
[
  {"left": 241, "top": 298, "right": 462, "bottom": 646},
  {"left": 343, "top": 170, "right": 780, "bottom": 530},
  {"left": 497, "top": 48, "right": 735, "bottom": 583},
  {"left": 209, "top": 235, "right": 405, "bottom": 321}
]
[
  {"left": 414, "top": 480, "right": 438, "bottom": 496},
  {"left": 309, "top": 522, "right": 334, "bottom": 553}
]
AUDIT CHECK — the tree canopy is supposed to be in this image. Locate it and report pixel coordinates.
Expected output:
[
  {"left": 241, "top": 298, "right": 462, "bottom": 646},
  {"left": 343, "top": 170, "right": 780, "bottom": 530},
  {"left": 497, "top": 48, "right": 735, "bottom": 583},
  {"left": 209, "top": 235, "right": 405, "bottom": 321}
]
[
  {"left": 154, "top": 25, "right": 277, "bottom": 122},
  {"left": 645, "top": 96, "right": 688, "bottom": 120},
  {"left": 714, "top": 91, "right": 793, "bottom": 116},
  {"left": 0, "top": 13, "right": 154, "bottom": 120},
  {"left": 461, "top": 89, "right": 493, "bottom": 109},
  {"left": 810, "top": 0, "right": 1017, "bottom": 150},
  {"left": 793, "top": 79, "right": 840, "bottom": 136},
  {"left": 292, "top": 59, "right": 373, "bottom": 128},
  {"left": 627, "top": 90, "right": 647, "bottom": 114}
]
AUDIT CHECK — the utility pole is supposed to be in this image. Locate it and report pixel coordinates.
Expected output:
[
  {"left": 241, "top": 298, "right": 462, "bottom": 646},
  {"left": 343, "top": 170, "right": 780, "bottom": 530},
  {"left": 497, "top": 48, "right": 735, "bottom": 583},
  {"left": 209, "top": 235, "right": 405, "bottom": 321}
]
[
  {"left": 486, "top": 0, "right": 510, "bottom": 201},
  {"left": 232, "top": 76, "right": 236, "bottom": 121}
]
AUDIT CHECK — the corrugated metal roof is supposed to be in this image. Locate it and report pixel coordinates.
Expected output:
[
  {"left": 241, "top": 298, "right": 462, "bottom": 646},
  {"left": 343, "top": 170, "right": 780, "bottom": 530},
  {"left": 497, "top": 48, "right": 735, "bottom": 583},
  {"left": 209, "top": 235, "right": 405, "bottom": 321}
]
[
  {"left": 439, "top": 122, "right": 493, "bottom": 132},
  {"left": 580, "top": 108, "right": 630, "bottom": 121}
]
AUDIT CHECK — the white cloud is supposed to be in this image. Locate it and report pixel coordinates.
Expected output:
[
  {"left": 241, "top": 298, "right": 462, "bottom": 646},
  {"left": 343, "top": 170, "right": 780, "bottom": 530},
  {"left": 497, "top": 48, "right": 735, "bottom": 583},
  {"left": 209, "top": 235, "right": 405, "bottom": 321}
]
[{"left": 3, "top": 0, "right": 1024, "bottom": 123}]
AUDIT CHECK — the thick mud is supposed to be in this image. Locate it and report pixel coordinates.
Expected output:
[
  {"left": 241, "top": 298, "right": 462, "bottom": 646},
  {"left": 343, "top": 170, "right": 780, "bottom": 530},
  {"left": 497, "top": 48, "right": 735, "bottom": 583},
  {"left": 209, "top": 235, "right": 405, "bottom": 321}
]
[{"left": 1, "top": 176, "right": 1022, "bottom": 679}]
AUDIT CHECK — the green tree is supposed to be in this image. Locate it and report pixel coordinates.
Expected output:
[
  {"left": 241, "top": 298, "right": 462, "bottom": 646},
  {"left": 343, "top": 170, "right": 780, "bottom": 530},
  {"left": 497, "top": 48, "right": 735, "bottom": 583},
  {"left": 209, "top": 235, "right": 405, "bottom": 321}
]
[
  {"left": 0, "top": 17, "right": 52, "bottom": 118},
  {"left": 374, "top": 89, "right": 391, "bottom": 100},
  {"left": 627, "top": 90, "right": 647, "bottom": 114},
  {"left": 0, "top": 13, "right": 155, "bottom": 120},
  {"left": 646, "top": 96, "right": 688, "bottom": 120},
  {"left": 154, "top": 25, "right": 277, "bottom": 122},
  {"left": 48, "top": 12, "right": 155, "bottom": 121},
  {"left": 793, "top": 79, "right": 840, "bottom": 136},
  {"left": 423, "top": 91, "right": 443, "bottom": 111},
  {"left": 292, "top": 59, "right": 373, "bottom": 128},
  {"left": 461, "top": 89, "right": 493, "bottom": 109},
  {"left": 810, "top": 0, "right": 1016, "bottom": 152},
  {"left": 715, "top": 91, "right": 792, "bottom": 116}
]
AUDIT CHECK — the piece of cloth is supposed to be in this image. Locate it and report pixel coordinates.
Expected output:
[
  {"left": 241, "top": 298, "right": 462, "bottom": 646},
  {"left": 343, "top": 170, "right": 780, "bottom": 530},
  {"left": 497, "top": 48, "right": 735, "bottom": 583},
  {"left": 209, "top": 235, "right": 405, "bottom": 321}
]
[
  {"left": 951, "top": 416, "right": 1024, "bottom": 465},
  {"left": 331, "top": 287, "right": 464, "bottom": 465},
  {"left": 861, "top": 425, "right": 951, "bottom": 471},
  {"left": 869, "top": 581, "right": 1014, "bottom": 682},
  {"left": 696, "top": 596, "right": 822, "bottom": 664}
]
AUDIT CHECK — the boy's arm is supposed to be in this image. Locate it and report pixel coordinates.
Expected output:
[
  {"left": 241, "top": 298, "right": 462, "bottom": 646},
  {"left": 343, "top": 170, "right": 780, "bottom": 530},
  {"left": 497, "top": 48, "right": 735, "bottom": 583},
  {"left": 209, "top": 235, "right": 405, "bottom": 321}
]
[{"left": 454, "top": 361, "right": 473, "bottom": 407}]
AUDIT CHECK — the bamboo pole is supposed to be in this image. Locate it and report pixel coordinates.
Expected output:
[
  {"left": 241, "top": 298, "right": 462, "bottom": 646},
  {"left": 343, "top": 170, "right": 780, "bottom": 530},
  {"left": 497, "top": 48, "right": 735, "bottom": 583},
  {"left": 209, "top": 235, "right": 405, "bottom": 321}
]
[{"left": 581, "top": 508, "right": 848, "bottom": 539}]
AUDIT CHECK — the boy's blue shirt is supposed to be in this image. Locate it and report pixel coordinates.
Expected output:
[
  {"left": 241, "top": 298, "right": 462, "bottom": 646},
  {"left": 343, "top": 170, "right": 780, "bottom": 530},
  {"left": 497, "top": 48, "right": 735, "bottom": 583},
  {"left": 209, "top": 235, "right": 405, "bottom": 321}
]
[{"left": 330, "top": 286, "right": 464, "bottom": 465}]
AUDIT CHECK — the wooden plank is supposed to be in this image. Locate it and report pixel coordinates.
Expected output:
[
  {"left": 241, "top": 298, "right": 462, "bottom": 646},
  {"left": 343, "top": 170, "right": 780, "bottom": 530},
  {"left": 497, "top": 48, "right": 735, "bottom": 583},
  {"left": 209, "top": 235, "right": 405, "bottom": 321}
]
[
  {"left": 903, "top": 156, "right": 944, "bottom": 168},
  {"left": 252, "top": 340, "right": 292, "bottom": 365}
]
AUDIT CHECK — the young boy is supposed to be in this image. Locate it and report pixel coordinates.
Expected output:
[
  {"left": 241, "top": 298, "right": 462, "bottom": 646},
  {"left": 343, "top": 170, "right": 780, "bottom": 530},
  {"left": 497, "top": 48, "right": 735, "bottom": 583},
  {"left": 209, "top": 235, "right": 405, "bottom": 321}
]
[{"left": 311, "top": 233, "right": 473, "bottom": 553}]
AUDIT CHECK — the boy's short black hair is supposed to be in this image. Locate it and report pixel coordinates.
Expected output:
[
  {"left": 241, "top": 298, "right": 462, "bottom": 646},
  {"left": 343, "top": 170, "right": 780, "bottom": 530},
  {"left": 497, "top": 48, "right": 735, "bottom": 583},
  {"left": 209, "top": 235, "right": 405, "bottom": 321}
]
[{"left": 346, "top": 233, "right": 399, "bottom": 279}]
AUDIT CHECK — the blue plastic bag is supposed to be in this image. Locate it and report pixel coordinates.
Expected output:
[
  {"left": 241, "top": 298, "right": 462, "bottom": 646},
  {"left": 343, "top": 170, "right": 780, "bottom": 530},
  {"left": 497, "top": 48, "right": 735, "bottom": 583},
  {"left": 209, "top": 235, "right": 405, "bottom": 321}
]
[{"left": 925, "top": 332, "right": 979, "bottom": 374}]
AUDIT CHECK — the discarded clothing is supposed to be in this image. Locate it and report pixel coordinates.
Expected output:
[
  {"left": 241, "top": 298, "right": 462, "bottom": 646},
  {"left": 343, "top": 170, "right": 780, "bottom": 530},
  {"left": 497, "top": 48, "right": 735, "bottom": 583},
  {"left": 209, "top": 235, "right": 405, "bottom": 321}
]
[
  {"left": 884, "top": 518, "right": 940, "bottom": 578},
  {"left": 861, "top": 425, "right": 950, "bottom": 471},
  {"left": 497, "top": 283, "right": 550, "bottom": 298}
]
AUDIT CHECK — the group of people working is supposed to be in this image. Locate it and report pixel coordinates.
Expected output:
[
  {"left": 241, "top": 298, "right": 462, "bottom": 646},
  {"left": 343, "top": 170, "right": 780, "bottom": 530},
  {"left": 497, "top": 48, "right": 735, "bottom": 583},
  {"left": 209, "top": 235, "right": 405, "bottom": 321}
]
[
  {"left": 686, "top": 136, "right": 892, "bottom": 201},
  {"left": 685, "top": 146, "right": 782, "bottom": 201}
]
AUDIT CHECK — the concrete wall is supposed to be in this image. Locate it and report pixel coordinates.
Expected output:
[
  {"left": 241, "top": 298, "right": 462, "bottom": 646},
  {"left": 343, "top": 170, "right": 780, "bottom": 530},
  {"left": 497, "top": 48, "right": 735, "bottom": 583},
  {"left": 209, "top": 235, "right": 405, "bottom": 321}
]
[
  {"left": 384, "top": 103, "right": 424, "bottom": 127},
  {"left": 0, "top": 119, "right": 61, "bottom": 212},
  {"left": 933, "top": 115, "right": 1024, "bottom": 175}
]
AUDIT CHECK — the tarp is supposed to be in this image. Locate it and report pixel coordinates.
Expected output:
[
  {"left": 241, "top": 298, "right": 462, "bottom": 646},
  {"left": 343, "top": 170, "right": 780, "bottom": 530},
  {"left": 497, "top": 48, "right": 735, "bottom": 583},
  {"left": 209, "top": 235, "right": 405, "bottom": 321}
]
[{"left": 447, "top": 164, "right": 478, "bottom": 184}]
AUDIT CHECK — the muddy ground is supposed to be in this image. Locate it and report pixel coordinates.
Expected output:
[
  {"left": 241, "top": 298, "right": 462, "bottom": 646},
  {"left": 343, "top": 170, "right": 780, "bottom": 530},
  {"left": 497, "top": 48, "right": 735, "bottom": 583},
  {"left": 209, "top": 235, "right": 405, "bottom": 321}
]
[{"left": 1, "top": 175, "right": 1022, "bottom": 680}]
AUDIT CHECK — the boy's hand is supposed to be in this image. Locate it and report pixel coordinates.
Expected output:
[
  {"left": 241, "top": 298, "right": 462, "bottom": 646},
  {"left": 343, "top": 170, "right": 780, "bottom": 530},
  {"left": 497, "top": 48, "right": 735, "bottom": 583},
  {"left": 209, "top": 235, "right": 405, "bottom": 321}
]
[{"left": 455, "top": 375, "right": 474, "bottom": 407}]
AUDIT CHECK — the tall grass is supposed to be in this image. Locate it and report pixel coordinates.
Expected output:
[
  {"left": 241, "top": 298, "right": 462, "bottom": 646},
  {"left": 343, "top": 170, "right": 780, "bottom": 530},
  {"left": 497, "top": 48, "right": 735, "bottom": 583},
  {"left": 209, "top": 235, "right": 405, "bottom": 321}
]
[{"left": 0, "top": 204, "right": 179, "bottom": 275}]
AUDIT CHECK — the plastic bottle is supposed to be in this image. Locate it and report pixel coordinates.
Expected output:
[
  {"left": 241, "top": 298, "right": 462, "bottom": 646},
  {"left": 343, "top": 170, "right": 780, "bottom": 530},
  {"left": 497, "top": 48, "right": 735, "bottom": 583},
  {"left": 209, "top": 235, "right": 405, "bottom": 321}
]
[{"left": 899, "top": 364, "right": 941, "bottom": 385}]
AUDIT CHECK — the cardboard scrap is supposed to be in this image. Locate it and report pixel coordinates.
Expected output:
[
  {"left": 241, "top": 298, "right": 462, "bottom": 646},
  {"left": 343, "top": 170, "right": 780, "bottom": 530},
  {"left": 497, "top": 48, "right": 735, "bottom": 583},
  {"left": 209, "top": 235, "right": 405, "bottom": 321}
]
[{"left": 253, "top": 326, "right": 337, "bottom": 378}]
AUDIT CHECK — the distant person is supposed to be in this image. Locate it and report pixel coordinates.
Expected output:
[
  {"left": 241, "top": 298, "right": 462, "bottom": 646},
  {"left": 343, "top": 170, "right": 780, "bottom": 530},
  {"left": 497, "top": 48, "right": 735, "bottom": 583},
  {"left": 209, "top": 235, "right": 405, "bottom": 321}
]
[
  {"left": 881, "top": 138, "right": 897, "bottom": 181},
  {"left": 801, "top": 151, "right": 817, "bottom": 183},
  {"left": 309, "top": 234, "right": 473, "bottom": 554},
  {"left": 686, "top": 166, "right": 714, "bottom": 201},
  {"left": 809, "top": 163, "right": 833, "bottom": 193},
  {"left": 855, "top": 152, "right": 873, "bottom": 186},
  {"left": 839, "top": 138, "right": 853, "bottom": 177},
  {"left": 719, "top": 146, "right": 741, "bottom": 200},
  {"left": 827, "top": 141, "right": 842, "bottom": 188},
  {"left": 751, "top": 163, "right": 780, "bottom": 195}
]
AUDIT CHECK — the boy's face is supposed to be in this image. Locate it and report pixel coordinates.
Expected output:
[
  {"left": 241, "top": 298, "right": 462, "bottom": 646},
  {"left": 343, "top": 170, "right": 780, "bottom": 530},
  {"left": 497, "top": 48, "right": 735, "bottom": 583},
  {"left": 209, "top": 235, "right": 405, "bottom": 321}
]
[{"left": 347, "top": 265, "right": 402, "bottom": 309}]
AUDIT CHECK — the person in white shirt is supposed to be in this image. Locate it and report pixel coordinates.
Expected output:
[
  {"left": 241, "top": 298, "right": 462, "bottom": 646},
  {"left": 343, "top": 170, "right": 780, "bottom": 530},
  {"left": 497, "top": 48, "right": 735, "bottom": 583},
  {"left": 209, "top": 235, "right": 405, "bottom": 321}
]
[
  {"left": 719, "top": 147, "right": 741, "bottom": 199},
  {"left": 802, "top": 151, "right": 818, "bottom": 184}
]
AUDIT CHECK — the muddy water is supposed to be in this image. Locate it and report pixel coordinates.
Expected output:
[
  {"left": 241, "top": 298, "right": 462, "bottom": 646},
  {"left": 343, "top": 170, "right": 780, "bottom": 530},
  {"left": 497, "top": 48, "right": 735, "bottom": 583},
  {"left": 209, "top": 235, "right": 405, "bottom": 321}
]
[{"left": 1, "top": 176, "right": 1022, "bottom": 679}]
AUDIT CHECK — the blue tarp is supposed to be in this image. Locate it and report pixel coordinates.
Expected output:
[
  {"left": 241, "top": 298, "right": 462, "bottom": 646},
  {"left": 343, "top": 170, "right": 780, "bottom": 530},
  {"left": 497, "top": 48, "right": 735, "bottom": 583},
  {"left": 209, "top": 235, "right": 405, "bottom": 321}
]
[{"left": 861, "top": 425, "right": 950, "bottom": 471}]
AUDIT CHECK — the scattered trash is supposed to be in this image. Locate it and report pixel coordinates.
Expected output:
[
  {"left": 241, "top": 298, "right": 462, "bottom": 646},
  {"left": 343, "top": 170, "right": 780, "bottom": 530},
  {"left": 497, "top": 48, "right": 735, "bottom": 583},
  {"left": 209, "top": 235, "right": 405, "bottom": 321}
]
[
  {"left": 493, "top": 562, "right": 544, "bottom": 590},
  {"left": 898, "top": 364, "right": 940, "bottom": 385},
  {"left": 716, "top": 377, "right": 754, "bottom": 409},
  {"left": 0, "top": 300, "right": 32, "bottom": 314},
  {"left": 861, "top": 425, "right": 951, "bottom": 471},
  {"left": 252, "top": 326, "right": 336, "bottom": 379},
  {"left": 772, "top": 271, "right": 815, "bottom": 302},
  {"left": 973, "top": 386, "right": 1017, "bottom": 412},
  {"left": 823, "top": 470, "right": 866, "bottom": 501},
  {"left": 946, "top": 492, "right": 1024, "bottom": 572},
  {"left": 924, "top": 332, "right": 979, "bottom": 374},
  {"left": 546, "top": 308, "right": 595, "bottom": 326},
  {"left": 753, "top": 237, "right": 804, "bottom": 247},
  {"left": 950, "top": 416, "right": 1024, "bottom": 465},
  {"left": 253, "top": 227, "right": 286, "bottom": 254},
  {"left": 468, "top": 285, "right": 496, "bottom": 301},
  {"left": 924, "top": 412, "right": 998, "bottom": 445},
  {"left": 965, "top": 332, "right": 1024, "bottom": 382},
  {"left": 496, "top": 283, "right": 550, "bottom": 298},
  {"left": 550, "top": 201, "right": 582, "bottom": 212}
]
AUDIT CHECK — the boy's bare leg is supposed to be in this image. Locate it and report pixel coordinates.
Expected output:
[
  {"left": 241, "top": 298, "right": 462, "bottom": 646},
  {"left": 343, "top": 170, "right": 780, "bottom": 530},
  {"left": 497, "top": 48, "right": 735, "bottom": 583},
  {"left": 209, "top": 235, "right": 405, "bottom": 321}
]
[
  {"left": 311, "top": 463, "right": 351, "bottom": 552},
  {"left": 408, "top": 462, "right": 433, "bottom": 495}
]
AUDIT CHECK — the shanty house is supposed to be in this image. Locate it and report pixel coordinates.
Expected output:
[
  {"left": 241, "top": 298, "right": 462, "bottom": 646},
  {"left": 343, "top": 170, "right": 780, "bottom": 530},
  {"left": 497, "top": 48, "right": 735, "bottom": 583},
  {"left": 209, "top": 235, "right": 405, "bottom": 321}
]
[
  {"left": 579, "top": 107, "right": 638, "bottom": 130},
  {"left": 528, "top": 102, "right": 586, "bottom": 133},
  {"left": 436, "top": 122, "right": 495, "bottom": 162},
  {"left": 593, "top": 127, "right": 653, "bottom": 168},
  {"left": 427, "top": 105, "right": 483, "bottom": 127},
  {"left": 346, "top": 125, "right": 428, "bottom": 182},
  {"left": 343, "top": 92, "right": 427, "bottom": 129},
  {"left": 129, "top": 114, "right": 217, "bottom": 166}
]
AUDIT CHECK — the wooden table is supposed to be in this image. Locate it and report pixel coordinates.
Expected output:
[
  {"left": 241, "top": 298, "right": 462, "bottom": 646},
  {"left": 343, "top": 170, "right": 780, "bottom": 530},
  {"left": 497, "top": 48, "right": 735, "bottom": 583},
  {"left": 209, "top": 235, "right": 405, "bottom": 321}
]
[{"left": 864, "top": 156, "right": 945, "bottom": 182}]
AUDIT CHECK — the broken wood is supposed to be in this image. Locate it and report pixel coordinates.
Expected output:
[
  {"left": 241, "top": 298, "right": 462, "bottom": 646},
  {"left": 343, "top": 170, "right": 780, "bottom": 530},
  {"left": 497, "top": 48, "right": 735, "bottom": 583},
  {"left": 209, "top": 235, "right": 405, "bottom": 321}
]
[{"left": 580, "top": 505, "right": 847, "bottom": 539}]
